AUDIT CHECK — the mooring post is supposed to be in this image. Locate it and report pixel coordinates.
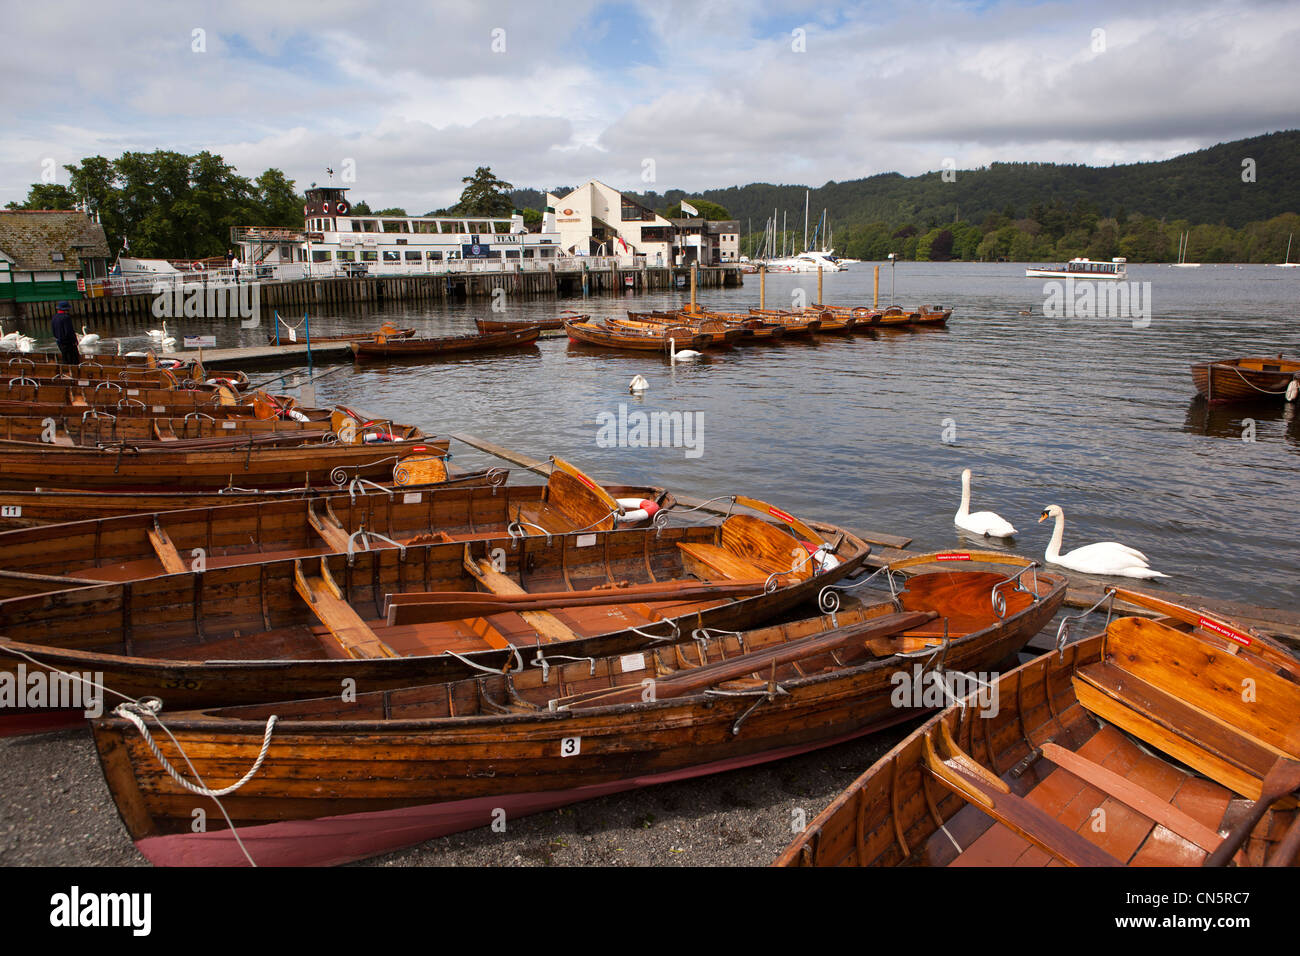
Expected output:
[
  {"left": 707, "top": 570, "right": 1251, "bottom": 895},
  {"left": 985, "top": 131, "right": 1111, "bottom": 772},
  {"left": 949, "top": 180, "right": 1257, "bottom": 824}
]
[
  {"left": 759, "top": 266, "right": 766, "bottom": 311},
  {"left": 817, "top": 266, "right": 823, "bottom": 306},
  {"left": 690, "top": 261, "right": 697, "bottom": 313},
  {"left": 874, "top": 266, "right": 880, "bottom": 309}
]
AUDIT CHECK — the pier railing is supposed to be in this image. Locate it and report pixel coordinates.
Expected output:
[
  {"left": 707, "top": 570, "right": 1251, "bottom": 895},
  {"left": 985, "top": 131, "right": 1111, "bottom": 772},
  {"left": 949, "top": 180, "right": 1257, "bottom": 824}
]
[{"left": 95, "top": 256, "right": 661, "bottom": 297}]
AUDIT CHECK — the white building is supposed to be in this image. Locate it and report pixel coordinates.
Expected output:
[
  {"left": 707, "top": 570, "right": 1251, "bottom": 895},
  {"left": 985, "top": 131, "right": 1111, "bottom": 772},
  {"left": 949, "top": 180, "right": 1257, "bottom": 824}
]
[{"left": 545, "top": 181, "right": 674, "bottom": 265}]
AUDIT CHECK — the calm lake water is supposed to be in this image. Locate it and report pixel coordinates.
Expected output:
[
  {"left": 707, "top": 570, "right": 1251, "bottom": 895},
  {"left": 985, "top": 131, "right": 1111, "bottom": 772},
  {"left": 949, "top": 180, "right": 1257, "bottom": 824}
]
[{"left": 45, "top": 262, "right": 1300, "bottom": 607}]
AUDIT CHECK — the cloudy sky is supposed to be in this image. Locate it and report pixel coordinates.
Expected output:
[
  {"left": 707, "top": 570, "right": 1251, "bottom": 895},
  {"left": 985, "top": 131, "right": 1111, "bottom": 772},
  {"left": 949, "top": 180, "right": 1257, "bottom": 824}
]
[{"left": 3, "top": 0, "right": 1297, "bottom": 212}]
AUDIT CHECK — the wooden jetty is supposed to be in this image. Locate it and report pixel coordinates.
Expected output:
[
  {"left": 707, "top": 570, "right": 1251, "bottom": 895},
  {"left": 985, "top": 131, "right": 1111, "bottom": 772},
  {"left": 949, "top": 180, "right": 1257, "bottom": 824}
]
[{"left": 18, "top": 265, "right": 743, "bottom": 323}]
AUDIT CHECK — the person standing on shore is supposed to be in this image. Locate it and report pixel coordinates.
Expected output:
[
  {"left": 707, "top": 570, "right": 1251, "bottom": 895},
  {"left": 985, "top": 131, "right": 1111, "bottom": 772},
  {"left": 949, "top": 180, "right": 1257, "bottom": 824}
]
[{"left": 50, "top": 300, "right": 81, "bottom": 366}]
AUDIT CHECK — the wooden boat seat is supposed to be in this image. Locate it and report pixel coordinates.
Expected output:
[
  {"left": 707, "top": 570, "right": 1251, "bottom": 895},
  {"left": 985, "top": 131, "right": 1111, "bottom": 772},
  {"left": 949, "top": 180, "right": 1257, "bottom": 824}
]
[
  {"left": 306, "top": 501, "right": 351, "bottom": 553},
  {"left": 153, "top": 420, "right": 177, "bottom": 442},
  {"left": 1074, "top": 616, "right": 1300, "bottom": 801},
  {"left": 1038, "top": 741, "right": 1238, "bottom": 861},
  {"left": 293, "top": 559, "right": 397, "bottom": 660},
  {"left": 924, "top": 722, "right": 1123, "bottom": 867},
  {"left": 1073, "top": 661, "right": 1289, "bottom": 802},
  {"left": 677, "top": 542, "right": 780, "bottom": 581},
  {"left": 462, "top": 552, "right": 581, "bottom": 645},
  {"left": 145, "top": 523, "right": 187, "bottom": 574}
]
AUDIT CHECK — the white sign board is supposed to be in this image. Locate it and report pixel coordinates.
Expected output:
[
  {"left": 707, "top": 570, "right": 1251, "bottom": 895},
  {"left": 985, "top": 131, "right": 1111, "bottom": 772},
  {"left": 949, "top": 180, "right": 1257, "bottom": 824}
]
[{"left": 183, "top": 335, "right": 217, "bottom": 348}]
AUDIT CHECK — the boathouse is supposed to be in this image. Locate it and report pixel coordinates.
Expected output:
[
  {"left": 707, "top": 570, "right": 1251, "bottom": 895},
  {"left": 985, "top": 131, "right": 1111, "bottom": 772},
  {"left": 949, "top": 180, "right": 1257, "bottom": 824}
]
[
  {"left": 0, "top": 210, "right": 110, "bottom": 316},
  {"left": 545, "top": 181, "right": 674, "bottom": 265}
]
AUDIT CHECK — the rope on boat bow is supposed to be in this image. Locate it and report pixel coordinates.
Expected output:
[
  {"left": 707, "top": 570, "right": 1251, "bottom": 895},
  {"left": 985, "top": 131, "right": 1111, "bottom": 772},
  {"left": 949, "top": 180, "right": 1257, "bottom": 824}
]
[{"left": 113, "top": 699, "right": 278, "bottom": 799}]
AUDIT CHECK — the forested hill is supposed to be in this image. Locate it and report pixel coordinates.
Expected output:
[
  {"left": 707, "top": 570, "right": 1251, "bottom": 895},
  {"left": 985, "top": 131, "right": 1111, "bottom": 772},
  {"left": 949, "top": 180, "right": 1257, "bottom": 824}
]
[{"left": 513, "top": 130, "right": 1298, "bottom": 232}]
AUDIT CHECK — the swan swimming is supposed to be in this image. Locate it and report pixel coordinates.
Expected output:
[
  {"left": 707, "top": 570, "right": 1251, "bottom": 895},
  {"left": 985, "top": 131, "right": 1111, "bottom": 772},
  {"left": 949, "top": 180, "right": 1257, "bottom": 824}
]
[
  {"left": 668, "top": 337, "right": 701, "bottom": 364},
  {"left": 1038, "top": 504, "right": 1167, "bottom": 578},
  {"left": 628, "top": 374, "right": 649, "bottom": 393},
  {"left": 954, "top": 469, "right": 1017, "bottom": 537},
  {"left": 147, "top": 321, "right": 169, "bottom": 339},
  {"left": 78, "top": 325, "right": 100, "bottom": 346}
]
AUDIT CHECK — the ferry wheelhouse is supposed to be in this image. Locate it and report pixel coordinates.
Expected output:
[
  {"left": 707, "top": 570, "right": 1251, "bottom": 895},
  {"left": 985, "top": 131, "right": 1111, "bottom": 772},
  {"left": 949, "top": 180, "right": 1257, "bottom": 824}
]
[
  {"left": 1025, "top": 257, "right": 1127, "bottom": 280},
  {"left": 235, "top": 186, "right": 563, "bottom": 275}
]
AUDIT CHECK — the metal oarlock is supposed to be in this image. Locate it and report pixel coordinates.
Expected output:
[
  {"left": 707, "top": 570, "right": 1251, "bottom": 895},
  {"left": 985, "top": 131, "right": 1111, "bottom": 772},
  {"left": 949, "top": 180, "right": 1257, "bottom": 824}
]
[
  {"left": 990, "top": 561, "right": 1041, "bottom": 619},
  {"left": 652, "top": 494, "right": 737, "bottom": 529},
  {"left": 529, "top": 649, "right": 596, "bottom": 683},
  {"left": 507, "top": 519, "right": 553, "bottom": 547},
  {"left": 93, "top": 380, "right": 123, "bottom": 396},
  {"left": 7, "top": 376, "right": 36, "bottom": 387},
  {"left": 704, "top": 682, "right": 790, "bottom": 735},
  {"left": 441, "top": 644, "right": 524, "bottom": 676},
  {"left": 345, "top": 526, "right": 407, "bottom": 565},
  {"left": 1055, "top": 588, "right": 1118, "bottom": 659},
  {"left": 818, "top": 562, "right": 901, "bottom": 620},
  {"left": 485, "top": 467, "right": 508, "bottom": 489},
  {"left": 346, "top": 476, "right": 392, "bottom": 503},
  {"left": 629, "top": 618, "right": 680, "bottom": 643}
]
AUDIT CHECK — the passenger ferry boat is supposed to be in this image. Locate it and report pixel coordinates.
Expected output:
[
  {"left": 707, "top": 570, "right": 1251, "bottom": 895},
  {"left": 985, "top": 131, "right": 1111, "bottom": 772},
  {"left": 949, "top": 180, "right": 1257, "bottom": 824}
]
[
  {"left": 235, "top": 186, "right": 564, "bottom": 275},
  {"left": 1025, "top": 257, "right": 1127, "bottom": 280}
]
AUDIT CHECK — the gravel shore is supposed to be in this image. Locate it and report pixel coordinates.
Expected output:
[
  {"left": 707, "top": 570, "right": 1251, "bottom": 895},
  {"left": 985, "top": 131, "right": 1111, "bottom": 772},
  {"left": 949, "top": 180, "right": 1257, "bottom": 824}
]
[{"left": 0, "top": 722, "right": 918, "bottom": 867}]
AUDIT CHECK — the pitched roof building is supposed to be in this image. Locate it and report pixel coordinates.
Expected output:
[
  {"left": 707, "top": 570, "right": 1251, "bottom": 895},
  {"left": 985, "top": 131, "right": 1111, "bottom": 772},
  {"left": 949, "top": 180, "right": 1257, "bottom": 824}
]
[{"left": 0, "top": 210, "right": 111, "bottom": 307}]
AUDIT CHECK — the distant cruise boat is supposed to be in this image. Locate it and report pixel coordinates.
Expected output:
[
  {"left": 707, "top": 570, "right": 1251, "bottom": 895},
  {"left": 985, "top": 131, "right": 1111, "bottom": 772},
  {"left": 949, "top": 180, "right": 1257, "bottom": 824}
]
[{"left": 1025, "top": 257, "right": 1127, "bottom": 280}]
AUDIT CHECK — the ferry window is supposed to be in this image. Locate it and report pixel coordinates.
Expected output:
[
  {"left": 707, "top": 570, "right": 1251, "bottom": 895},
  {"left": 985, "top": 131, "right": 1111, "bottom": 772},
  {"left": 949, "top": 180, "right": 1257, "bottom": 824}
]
[
  {"left": 312, "top": 250, "right": 332, "bottom": 262},
  {"left": 359, "top": 220, "right": 379, "bottom": 233},
  {"left": 427, "top": 251, "right": 443, "bottom": 261},
  {"left": 337, "top": 250, "right": 355, "bottom": 262},
  {"left": 361, "top": 250, "right": 378, "bottom": 262},
  {"left": 404, "top": 250, "right": 421, "bottom": 261},
  {"left": 382, "top": 220, "right": 408, "bottom": 233},
  {"left": 505, "top": 249, "right": 520, "bottom": 259},
  {"left": 413, "top": 221, "right": 438, "bottom": 234},
  {"left": 469, "top": 221, "right": 491, "bottom": 234},
  {"left": 383, "top": 251, "right": 401, "bottom": 262},
  {"left": 395, "top": 238, "right": 407, "bottom": 245},
  {"left": 494, "top": 221, "right": 512, "bottom": 234}
]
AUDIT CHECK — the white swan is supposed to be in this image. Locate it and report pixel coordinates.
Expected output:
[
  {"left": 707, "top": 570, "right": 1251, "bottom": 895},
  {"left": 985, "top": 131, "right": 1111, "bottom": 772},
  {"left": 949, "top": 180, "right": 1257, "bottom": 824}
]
[
  {"left": 147, "top": 321, "right": 168, "bottom": 339},
  {"left": 1038, "top": 504, "right": 1167, "bottom": 578},
  {"left": 668, "top": 336, "right": 702, "bottom": 364},
  {"left": 78, "top": 325, "right": 100, "bottom": 346},
  {"left": 629, "top": 374, "right": 649, "bottom": 393},
  {"left": 0, "top": 322, "right": 19, "bottom": 344},
  {"left": 954, "top": 469, "right": 1017, "bottom": 537}
]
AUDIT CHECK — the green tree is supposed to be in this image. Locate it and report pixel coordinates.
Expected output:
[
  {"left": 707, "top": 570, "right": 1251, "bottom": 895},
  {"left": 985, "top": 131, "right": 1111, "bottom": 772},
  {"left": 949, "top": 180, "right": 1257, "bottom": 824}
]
[
  {"left": 664, "top": 199, "right": 731, "bottom": 220},
  {"left": 456, "top": 166, "right": 514, "bottom": 216},
  {"left": 255, "top": 169, "right": 305, "bottom": 227},
  {"left": 4, "top": 183, "right": 77, "bottom": 210}
]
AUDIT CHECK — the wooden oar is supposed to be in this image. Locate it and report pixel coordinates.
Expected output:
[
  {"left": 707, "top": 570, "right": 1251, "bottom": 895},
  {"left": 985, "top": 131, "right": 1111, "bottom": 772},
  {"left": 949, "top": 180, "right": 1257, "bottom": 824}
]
[
  {"left": 1110, "top": 587, "right": 1300, "bottom": 679},
  {"left": 1265, "top": 813, "right": 1300, "bottom": 867},
  {"left": 561, "top": 610, "right": 937, "bottom": 710},
  {"left": 1204, "top": 756, "right": 1300, "bottom": 867},
  {"left": 384, "top": 579, "right": 769, "bottom": 626}
]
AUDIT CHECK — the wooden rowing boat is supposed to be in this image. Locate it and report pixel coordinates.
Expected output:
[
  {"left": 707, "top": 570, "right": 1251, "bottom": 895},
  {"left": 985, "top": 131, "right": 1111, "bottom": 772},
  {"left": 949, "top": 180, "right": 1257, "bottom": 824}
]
[
  {"left": 351, "top": 326, "right": 541, "bottom": 361},
  {"left": 6, "top": 359, "right": 248, "bottom": 390},
  {"left": 675, "top": 309, "right": 787, "bottom": 342},
  {"left": 0, "top": 435, "right": 449, "bottom": 491},
  {"left": 84, "top": 551, "right": 1063, "bottom": 866},
  {"left": 0, "top": 467, "right": 506, "bottom": 532},
  {"left": 0, "top": 408, "right": 403, "bottom": 446},
  {"left": 775, "top": 588, "right": 1300, "bottom": 868},
  {"left": 563, "top": 316, "right": 712, "bottom": 352},
  {"left": 267, "top": 323, "right": 416, "bottom": 346},
  {"left": 0, "top": 458, "right": 668, "bottom": 586},
  {"left": 1191, "top": 356, "right": 1300, "bottom": 404},
  {"left": 0, "top": 379, "right": 244, "bottom": 413},
  {"left": 0, "top": 496, "right": 869, "bottom": 723},
  {"left": 614, "top": 315, "right": 743, "bottom": 347},
  {"left": 475, "top": 316, "right": 571, "bottom": 333}
]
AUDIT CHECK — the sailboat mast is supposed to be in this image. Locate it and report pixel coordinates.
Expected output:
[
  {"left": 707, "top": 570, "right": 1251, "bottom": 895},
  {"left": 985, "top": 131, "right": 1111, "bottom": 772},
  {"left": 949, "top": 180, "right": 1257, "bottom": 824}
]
[{"left": 804, "top": 189, "right": 809, "bottom": 253}]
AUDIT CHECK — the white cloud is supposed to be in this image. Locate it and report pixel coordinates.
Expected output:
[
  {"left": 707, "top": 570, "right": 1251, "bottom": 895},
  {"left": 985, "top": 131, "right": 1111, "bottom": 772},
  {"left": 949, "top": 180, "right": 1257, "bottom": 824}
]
[{"left": 2, "top": 0, "right": 1296, "bottom": 210}]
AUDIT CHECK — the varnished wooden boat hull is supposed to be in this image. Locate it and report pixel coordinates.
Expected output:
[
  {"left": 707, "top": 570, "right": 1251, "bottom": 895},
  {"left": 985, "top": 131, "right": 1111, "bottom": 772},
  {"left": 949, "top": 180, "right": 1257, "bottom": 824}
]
[
  {"left": 1191, "top": 357, "right": 1300, "bottom": 404},
  {"left": 564, "top": 318, "right": 711, "bottom": 352},
  {"left": 475, "top": 317, "right": 566, "bottom": 333},
  {"left": 350, "top": 327, "right": 540, "bottom": 360},
  {"left": 267, "top": 327, "right": 416, "bottom": 346},
  {"left": 0, "top": 437, "right": 449, "bottom": 491},
  {"left": 0, "top": 479, "right": 669, "bottom": 584},
  {"left": 0, "top": 516, "right": 870, "bottom": 720},
  {"left": 775, "top": 612, "right": 1300, "bottom": 868},
  {"left": 88, "top": 560, "right": 1063, "bottom": 865},
  {"left": 0, "top": 469, "right": 505, "bottom": 531}
]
